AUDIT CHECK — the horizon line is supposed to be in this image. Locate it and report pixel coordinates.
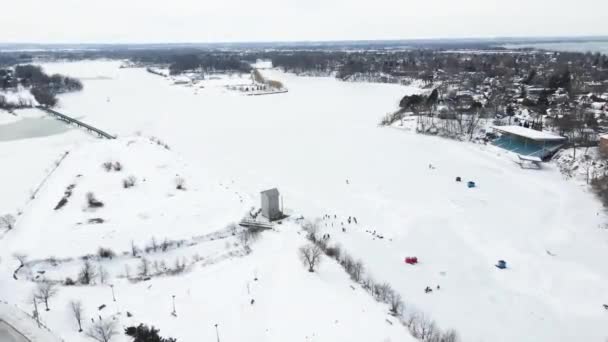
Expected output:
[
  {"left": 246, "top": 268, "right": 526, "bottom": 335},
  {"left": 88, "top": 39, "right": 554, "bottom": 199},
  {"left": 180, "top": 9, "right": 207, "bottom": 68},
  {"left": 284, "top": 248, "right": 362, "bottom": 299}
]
[{"left": 2, "top": 35, "right": 608, "bottom": 47}]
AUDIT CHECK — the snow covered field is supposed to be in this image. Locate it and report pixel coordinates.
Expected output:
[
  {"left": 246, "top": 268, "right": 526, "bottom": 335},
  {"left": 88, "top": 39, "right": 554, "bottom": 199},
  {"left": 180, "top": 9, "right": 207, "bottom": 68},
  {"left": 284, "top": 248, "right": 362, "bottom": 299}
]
[{"left": 1, "top": 60, "right": 608, "bottom": 342}]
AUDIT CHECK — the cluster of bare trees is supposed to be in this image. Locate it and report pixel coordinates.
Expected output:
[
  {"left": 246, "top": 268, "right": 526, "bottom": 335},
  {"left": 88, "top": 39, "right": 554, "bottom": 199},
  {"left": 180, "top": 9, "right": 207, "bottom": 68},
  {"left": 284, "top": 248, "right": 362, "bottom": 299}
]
[
  {"left": 390, "top": 89, "right": 484, "bottom": 140},
  {"left": 300, "top": 221, "right": 459, "bottom": 342},
  {"left": 133, "top": 256, "right": 188, "bottom": 279},
  {"left": 69, "top": 299, "right": 118, "bottom": 342},
  {"left": 149, "top": 136, "right": 171, "bottom": 150}
]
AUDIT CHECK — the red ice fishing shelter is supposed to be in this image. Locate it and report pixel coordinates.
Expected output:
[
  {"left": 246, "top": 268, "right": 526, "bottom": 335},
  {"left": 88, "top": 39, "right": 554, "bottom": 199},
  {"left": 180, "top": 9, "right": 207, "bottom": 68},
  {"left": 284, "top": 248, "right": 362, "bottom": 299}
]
[{"left": 405, "top": 257, "right": 418, "bottom": 265}]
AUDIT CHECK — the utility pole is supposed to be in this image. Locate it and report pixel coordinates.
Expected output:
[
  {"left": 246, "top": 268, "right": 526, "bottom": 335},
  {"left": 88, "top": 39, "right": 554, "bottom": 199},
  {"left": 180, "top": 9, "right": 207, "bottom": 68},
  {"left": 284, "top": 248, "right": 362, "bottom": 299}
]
[
  {"left": 214, "top": 323, "right": 220, "bottom": 342},
  {"left": 171, "top": 295, "right": 177, "bottom": 317},
  {"left": 32, "top": 297, "right": 40, "bottom": 328}
]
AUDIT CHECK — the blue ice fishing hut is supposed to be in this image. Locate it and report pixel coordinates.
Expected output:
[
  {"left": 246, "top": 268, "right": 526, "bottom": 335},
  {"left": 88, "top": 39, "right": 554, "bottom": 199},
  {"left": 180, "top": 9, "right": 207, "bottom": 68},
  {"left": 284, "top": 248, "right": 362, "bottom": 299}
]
[
  {"left": 496, "top": 260, "right": 507, "bottom": 269},
  {"left": 467, "top": 181, "right": 476, "bottom": 188}
]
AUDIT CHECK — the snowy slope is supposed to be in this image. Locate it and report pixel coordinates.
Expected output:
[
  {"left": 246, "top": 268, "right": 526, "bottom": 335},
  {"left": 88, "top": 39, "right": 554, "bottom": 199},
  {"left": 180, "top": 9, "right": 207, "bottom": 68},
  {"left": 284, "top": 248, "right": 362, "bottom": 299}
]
[
  {"left": 22, "top": 227, "right": 416, "bottom": 342},
  {"left": 0, "top": 302, "right": 62, "bottom": 342},
  {"left": 1, "top": 60, "right": 608, "bottom": 342},
  {"left": 5, "top": 136, "right": 248, "bottom": 260}
]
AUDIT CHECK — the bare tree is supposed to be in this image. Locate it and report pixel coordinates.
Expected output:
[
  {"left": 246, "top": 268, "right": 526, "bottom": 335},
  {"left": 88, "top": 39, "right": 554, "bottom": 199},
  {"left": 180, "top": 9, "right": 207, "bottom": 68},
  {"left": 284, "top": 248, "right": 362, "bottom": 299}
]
[
  {"left": 69, "top": 300, "right": 84, "bottom": 332},
  {"left": 78, "top": 260, "right": 97, "bottom": 285},
  {"left": 351, "top": 260, "right": 364, "bottom": 282},
  {"left": 138, "top": 258, "right": 150, "bottom": 277},
  {"left": 389, "top": 292, "right": 404, "bottom": 316},
  {"left": 98, "top": 265, "right": 109, "bottom": 284},
  {"left": 130, "top": 240, "right": 139, "bottom": 257},
  {"left": 303, "top": 221, "right": 319, "bottom": 242},
  {"left": 35, "top": 281, "right": 58, "bottom": 311},
  {"left": 299, "top": 244, "right": 323, "bottom": 272},
  {"left": 0, "top": 214, "right": 16, "bottom": 230},
  {"left": 375, "top": 282, "right": 393, "bottom": 302},
  {"left": 86, "top": 319, "right": 118, "bottom": 342},
  {"left": 238, "top": 228, "right": 261, "bottom": 247}
]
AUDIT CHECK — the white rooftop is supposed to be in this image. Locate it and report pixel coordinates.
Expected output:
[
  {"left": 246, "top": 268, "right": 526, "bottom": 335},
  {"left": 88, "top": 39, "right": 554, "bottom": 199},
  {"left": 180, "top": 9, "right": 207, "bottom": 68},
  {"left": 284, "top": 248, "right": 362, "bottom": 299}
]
[{"left": 492, "top": 125, "right": 566, "bottom": 141}]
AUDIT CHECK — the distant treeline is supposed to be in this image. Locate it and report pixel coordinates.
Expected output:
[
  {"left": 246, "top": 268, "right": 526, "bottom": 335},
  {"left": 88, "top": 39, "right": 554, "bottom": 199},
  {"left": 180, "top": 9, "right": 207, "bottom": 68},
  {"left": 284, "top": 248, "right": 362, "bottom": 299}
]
[{"left": 166, "top": 53, "right": 251, "bottom": 75}]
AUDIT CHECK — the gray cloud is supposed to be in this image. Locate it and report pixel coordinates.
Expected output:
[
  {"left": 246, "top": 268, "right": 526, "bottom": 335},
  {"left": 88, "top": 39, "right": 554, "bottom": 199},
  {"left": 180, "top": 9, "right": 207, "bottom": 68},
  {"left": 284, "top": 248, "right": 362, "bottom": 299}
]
[{"left": 1, "top": 0, "right": 606, "bottom": 43}]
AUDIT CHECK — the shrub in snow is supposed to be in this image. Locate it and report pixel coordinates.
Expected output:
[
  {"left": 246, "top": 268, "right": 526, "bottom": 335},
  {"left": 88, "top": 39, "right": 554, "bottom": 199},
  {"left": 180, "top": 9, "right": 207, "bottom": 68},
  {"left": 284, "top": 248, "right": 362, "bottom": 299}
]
[
  {"left": 238, "top": 228, "right": 261, "bottom": 247},
  {"left": 161, "top": 238, "right": 170, "bottom": 252},
  {"left": 54, "top": 197, "right": 68, "bottom": 210},
  {"left": 64, "top": 277, "right": 76, "bottom": 286},
  {"left": 175, "top": 177, "right": 186, "bottom": 190},
  {"left": 102, "top": 161, "right": 123, "bottom": 172},
  {"left": 86, "top": 192, "right": 104, "bottom": 208},
  {"left": 303, "top": 221, "right": 318, "bottom": 242},
  {"left": 124, "top": 323, "right": 176, "bottom": 342},
  {"left": 299, "top": 244, "right": 323, "bottom": 272},
  {"left": 325, "top": 244, "right": 341, "bottom": 259},
  {"left": 122, "top": 175, "right": 137, "bottom": 189},
  {"left": 86, "top": 319, "right": 118, "bottom": 342},
  {"left": 78, "top": 260, "right": 97, "bottom": 285},
  {"left": 149, "top": 136, "right": 171, "bottom": 150},
  {"left": 97, "top": 247, "right": 116, "bottom": 259},
  {"left": 102, "top": 162, "right": 113, "bottom": 172},
  {"left": 0, "top": 214, "right": 15, "bottom": 230}
]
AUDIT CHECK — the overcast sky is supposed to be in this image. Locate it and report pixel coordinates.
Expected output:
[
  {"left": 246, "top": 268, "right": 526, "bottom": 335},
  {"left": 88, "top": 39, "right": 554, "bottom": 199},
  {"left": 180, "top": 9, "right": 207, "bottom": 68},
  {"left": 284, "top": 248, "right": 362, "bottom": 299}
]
[{"left": 2, "top": 0, "right": 607, "bottom": 43}]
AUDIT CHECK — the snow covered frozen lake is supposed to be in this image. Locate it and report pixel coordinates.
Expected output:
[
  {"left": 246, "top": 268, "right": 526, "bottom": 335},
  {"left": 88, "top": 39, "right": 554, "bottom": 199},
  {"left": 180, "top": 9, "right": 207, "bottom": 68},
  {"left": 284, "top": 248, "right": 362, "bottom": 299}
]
[{"left": 1, "top": 60, "right": 608, "bottom": 342}]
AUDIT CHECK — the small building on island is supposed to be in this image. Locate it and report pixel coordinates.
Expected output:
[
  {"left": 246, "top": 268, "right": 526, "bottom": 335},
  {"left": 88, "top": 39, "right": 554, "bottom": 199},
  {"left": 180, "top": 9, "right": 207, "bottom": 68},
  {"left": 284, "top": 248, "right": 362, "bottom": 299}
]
[
  {"left": 261, "top": 188, "right": 283, "bottom": 221},
  {"left": 492, "top": 125, "right": 566, "bottom": 160}
]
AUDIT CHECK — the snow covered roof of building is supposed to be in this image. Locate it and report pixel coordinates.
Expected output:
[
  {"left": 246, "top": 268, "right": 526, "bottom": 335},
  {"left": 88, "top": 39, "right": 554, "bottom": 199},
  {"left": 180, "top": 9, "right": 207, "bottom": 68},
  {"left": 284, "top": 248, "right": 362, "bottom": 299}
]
[
  {"left": 492, "top": 125, "right": 566, "bottom": 141},
  {"left": 261, "top": 188, "right": 279, "bottom": 197}
]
